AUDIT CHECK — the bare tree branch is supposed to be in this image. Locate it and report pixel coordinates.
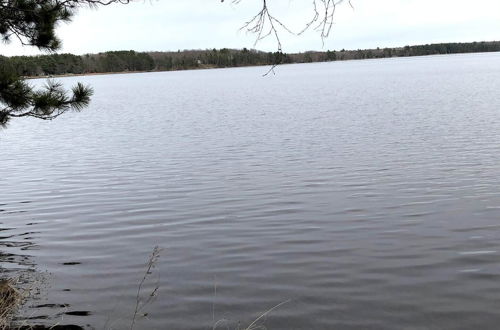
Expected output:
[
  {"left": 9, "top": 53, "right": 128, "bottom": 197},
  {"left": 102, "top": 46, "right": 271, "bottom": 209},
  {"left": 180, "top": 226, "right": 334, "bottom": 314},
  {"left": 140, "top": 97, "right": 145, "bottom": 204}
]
[{"left": 231, "top": 0, "right": 354, "bottom": 50}]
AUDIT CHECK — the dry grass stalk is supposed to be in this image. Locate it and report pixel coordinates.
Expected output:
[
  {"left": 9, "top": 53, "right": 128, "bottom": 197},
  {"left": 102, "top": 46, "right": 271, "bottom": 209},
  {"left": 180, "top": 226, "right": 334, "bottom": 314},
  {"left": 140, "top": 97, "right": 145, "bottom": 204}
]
[
  {"left": 212, "top": 298, "right": 291, "bottom": 330},
  {"left": 130, "top": 246, "right": 162, "bottom": 330},
  {"left": 0, "top": 278, "right": 23, "bottom": 330},
  {"left": 241, "top": 299, "right": 291, "bottom": 330}
]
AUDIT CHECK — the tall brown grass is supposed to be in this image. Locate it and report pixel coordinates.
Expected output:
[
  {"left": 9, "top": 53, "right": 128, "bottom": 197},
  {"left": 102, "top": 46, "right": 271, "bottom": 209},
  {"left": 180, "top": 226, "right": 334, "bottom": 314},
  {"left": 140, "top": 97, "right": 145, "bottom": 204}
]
[{"left": 0, "top": 278, "right": 23, "bottom": 330}]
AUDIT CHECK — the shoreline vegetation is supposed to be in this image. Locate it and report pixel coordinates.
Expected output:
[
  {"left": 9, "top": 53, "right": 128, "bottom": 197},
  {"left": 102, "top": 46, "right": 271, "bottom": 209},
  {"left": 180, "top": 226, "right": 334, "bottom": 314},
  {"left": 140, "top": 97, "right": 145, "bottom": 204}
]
[
  {"left": 4, "top": 40, "right": 500, "bottom": 79},
  {"left": 0, "top": 247, "right": 161, "bottom": 330},
  {"left": 1, "top": 247, "right": 288, "bottom": 330}
]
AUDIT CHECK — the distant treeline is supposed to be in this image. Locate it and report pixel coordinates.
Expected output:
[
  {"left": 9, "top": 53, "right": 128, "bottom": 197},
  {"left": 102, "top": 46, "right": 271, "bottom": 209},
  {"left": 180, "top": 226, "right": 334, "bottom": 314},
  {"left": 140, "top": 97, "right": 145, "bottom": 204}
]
[{"left": 5, "top": 41, "right": 500, "bottom": 77}]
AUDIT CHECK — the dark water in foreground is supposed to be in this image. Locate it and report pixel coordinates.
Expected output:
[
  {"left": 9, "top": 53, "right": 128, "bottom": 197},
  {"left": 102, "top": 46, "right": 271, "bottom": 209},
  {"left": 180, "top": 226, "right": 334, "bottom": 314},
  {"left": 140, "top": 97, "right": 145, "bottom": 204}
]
[{"left": 2, "top": 53, "right": 500, "bottom": 329}]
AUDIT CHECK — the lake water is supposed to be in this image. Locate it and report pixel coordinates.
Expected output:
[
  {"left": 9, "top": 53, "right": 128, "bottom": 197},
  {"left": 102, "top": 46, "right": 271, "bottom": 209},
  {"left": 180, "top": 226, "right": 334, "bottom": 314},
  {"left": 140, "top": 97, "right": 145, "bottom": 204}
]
[{"left": 2, "top": 52, "right": 500, "bottom": 330}]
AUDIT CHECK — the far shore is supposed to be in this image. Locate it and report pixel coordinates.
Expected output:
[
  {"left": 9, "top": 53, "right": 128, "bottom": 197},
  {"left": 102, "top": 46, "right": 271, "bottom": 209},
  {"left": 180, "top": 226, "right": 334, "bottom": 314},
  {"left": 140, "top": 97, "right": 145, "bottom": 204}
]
[
  {"left": 23, "top": 66, "right": 220, "bottom": 80},
  {"left": 22, "top": 62, "right": 280, "bottom": 80},
  {"left": 22, "top": 48, "right": 500, "bottom": 80}
]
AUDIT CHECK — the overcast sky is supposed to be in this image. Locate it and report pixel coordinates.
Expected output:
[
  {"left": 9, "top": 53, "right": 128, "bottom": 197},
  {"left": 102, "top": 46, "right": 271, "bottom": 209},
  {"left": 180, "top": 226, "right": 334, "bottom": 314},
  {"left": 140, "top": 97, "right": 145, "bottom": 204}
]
[{"left": 2, "top": 0, "right": 500, "bottom": 56}]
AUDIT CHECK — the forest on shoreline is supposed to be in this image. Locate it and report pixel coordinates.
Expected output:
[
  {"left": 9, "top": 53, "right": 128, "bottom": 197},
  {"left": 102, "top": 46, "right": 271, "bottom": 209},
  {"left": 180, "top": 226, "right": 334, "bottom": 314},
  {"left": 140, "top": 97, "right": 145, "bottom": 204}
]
[{"left": 4, "top": 41, "right": 500, "bottom": 77}]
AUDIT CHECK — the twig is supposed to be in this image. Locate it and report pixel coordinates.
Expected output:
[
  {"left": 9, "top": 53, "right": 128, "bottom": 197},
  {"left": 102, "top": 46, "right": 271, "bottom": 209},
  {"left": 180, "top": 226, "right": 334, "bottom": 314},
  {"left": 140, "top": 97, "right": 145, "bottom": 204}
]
[{"left": 130, "top": 246, "right": 162, "bottom": 330}]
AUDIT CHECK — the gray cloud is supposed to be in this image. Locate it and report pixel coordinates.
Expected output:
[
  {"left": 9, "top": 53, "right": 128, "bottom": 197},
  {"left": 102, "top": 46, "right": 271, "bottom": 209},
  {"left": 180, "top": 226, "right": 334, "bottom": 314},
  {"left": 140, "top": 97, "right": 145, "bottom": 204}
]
[{"left": 2, "top": 0, "right": 500, "bottom": 56}]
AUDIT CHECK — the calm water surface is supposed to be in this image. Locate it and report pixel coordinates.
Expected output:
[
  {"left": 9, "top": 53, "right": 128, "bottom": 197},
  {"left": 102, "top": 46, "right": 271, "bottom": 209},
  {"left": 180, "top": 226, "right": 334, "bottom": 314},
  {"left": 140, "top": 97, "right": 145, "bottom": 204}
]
[{"left": 2, "top": 53, "right": 500, "bottom": 329}]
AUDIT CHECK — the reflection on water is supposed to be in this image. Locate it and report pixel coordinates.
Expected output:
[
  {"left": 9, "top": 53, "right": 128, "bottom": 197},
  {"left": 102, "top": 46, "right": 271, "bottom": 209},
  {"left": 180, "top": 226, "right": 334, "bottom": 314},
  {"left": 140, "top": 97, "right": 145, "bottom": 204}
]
[
  {"left": 0, "top": 203, "right": 39, "bottom": 276},
  {"left": 2, "top": 53, "right": 500, "bottom": 329},
  {"left": 0, "top": 204, "right": 85, "bottom": 329}
]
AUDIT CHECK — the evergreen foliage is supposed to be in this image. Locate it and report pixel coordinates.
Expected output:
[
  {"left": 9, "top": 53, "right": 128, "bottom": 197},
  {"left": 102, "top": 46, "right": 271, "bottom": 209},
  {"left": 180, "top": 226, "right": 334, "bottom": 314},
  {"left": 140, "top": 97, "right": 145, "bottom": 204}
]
[{"left": 0, "top": 0, "right": 129, "bottom": 127}]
